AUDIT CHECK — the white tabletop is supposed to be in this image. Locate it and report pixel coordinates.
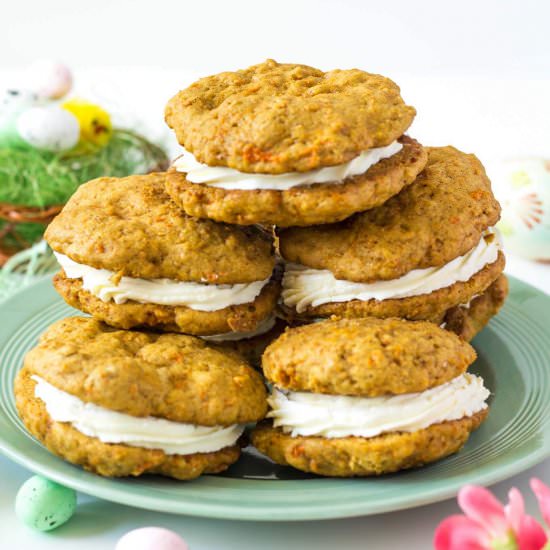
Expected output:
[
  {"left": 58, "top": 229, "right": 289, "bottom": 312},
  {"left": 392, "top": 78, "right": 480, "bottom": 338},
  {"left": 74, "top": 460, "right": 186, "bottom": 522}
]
[{"left": 1, "top": 256, "right": 549, "bottom": 549}]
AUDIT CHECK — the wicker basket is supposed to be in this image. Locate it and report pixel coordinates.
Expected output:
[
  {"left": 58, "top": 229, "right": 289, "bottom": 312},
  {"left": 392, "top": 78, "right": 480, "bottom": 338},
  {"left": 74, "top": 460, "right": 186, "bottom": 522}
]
[{"left": 0, "top": 203, "right": 63, "bottom": 266}]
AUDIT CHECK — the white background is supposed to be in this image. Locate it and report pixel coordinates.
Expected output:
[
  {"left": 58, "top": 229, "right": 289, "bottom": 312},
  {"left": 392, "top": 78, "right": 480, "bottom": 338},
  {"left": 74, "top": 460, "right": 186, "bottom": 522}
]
[
  {"left": 2, "top": 0, "right": 549, "bottom": 78},
  {"left": 1, "top": 1, "right": 550, "bottom": 548}
]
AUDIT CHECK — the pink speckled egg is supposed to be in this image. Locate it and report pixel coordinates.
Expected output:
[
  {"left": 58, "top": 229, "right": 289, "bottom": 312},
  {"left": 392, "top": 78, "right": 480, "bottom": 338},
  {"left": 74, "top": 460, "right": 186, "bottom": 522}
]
[
  {"left": 26, "top": 60, "right": 73, "bottom": 100},
  {"left": 115, "top": 527, "right": 189, "bottom": 550}
]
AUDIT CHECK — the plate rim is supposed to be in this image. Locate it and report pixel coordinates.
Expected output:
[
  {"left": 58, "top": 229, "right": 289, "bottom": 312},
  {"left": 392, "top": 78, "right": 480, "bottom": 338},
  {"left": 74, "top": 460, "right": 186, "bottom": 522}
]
[{"left": 0, "top": 275, "right": 549, "bottom": 521}]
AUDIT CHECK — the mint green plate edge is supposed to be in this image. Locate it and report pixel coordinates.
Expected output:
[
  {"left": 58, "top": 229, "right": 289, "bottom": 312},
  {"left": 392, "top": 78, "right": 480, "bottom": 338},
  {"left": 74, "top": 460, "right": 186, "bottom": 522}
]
[{"left": 0, "top": 275, "right": 549, "bottom": 522}]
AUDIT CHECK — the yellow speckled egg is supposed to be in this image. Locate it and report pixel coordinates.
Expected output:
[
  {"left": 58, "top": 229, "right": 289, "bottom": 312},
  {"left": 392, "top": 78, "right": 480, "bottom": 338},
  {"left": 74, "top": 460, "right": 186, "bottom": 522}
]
[{"left": 62, "top": 98, "right": 112, "bottom": 147}]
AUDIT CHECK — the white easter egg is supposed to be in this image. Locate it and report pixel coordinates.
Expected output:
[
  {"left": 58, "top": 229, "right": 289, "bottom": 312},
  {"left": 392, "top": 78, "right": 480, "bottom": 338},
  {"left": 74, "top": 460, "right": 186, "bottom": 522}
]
[
  {"left": 26, "top": 60, "right": 73, "bottom": 100},
  {"left": 16, "top": 106, "right": 79, "bottom": 152}
]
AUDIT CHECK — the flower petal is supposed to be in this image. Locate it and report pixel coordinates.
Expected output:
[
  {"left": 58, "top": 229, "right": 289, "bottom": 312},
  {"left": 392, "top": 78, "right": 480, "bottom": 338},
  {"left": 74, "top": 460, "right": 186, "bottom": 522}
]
[
  {"left": 434, "top": 515, "right": 491, "bottom": 550},
  {"left": 458, "top": 485, "right": 509, "bottom": 538},
  {"left": 531, "top": 478, "right": 550, "bottom": 528},
  {"left": 516, "top": 515, "right": 548, "bottom": 550},
  {"left": 505, "top": 488, "right": 526, "bottom": 534}
]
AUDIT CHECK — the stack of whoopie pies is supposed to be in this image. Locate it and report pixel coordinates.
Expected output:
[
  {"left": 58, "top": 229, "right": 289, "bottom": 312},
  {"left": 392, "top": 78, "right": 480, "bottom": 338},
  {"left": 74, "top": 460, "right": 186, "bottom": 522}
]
[
  {"left": 16, "top": 172, "right": 277, "bottom": 480},
  {"left": 164, "top": 60, "right": 507, "bottom": 342},
  {"left": 16, "top": 59, "right": 506, "bottom": 480}
]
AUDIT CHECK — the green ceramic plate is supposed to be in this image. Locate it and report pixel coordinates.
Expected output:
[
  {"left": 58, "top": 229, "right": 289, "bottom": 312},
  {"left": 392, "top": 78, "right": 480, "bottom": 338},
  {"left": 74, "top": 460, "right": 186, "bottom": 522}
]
[{"left": 1, "top": 276, "right": 549, "bottom": 521}]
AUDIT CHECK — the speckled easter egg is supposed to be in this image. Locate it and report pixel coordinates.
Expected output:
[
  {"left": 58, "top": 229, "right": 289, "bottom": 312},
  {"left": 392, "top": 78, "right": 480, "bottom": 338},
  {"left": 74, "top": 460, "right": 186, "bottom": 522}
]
[
  {"left": 16, "top": 105, "right": 80, "bottom": 152},
  {"left": 115, "top": 527, "right": 189, "bottom": 550},
  {"left": 15, "top": 476, "right": 77, "bottom": 531},
  {"left": 26, "top": 60, "right": 73, "bottom": 99},
  {"left": 62, "top": 98, "right": 112, "bottom": 147},
  {"left": 492, "top": 158, "right": 550, "bottom": 262}
]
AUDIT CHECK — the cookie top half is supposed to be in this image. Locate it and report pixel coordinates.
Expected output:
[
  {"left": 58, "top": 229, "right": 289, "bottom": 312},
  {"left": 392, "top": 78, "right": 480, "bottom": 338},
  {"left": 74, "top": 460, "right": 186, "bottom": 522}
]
[
  {"left": 262, "top": 317, "right": 476, "bottom": 397},
  {"left": 279, "top": 146, "right": 501, "bottom": 282},
  {"left": 165, "top": 59, "right": 416, "bottom": 174},
  {"left": 45, "top": 173, "right": 274, "bottom": 284},
  {"left": 23, "top": 317, "right": 267, "bottom": 426}
]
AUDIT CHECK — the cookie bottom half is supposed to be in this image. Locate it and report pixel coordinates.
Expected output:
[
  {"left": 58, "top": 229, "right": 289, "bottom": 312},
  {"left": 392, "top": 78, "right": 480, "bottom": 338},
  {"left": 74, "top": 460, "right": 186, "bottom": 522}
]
[
  {"left": 285, "top": 252, "right": 505, "bottom": 325},
  {"left": 251, "top": 411, "right": 487, "bottom": 477},
  {"left": 165, "top": 137, "right": 427, "bottom": 227},
  {"left": 54, "top": 272, "right": 280, "bottom": 336}
]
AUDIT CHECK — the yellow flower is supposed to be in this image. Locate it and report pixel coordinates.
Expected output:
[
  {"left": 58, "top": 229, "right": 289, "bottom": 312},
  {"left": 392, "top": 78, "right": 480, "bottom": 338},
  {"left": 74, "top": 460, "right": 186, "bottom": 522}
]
[{"left": 62, "top": 99, "right": 112, "bottom": 147}]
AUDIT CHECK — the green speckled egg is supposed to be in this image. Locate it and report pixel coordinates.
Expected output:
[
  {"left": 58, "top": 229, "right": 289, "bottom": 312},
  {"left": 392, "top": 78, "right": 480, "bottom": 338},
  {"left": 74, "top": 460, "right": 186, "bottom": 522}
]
[{"left": 15, "top": 475, "right": 77, "bottom": 531}]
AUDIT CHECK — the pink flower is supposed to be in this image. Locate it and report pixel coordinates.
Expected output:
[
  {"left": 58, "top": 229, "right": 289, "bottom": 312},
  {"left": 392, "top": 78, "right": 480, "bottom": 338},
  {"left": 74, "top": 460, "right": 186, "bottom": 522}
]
[
  {"left": 531, "top": 479, "right": 550, "bottom": 528},
  {"left": 506, "top": 488, "right": 548, "bottom": 550},
  {"left": 434, "top": 484, "right": 548, "bottom": 550}
]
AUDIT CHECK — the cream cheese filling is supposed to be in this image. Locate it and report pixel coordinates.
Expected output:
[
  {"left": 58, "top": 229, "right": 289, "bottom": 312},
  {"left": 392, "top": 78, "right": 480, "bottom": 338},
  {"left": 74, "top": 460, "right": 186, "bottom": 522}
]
[
  {"left": 268, "top": 373, "right": 489, "bottom": 439},
  {"left": 32, "top": 375, "right": 244, "bottom": 455},
  {"left": 172, "top": 141, "right": 403, "bottom": 191},
  {"left": 55, "top": 252, "right": 269, "bottom": 312},
  {"left": 282, "top": 229, "right": 500, "bottom": 313}
]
